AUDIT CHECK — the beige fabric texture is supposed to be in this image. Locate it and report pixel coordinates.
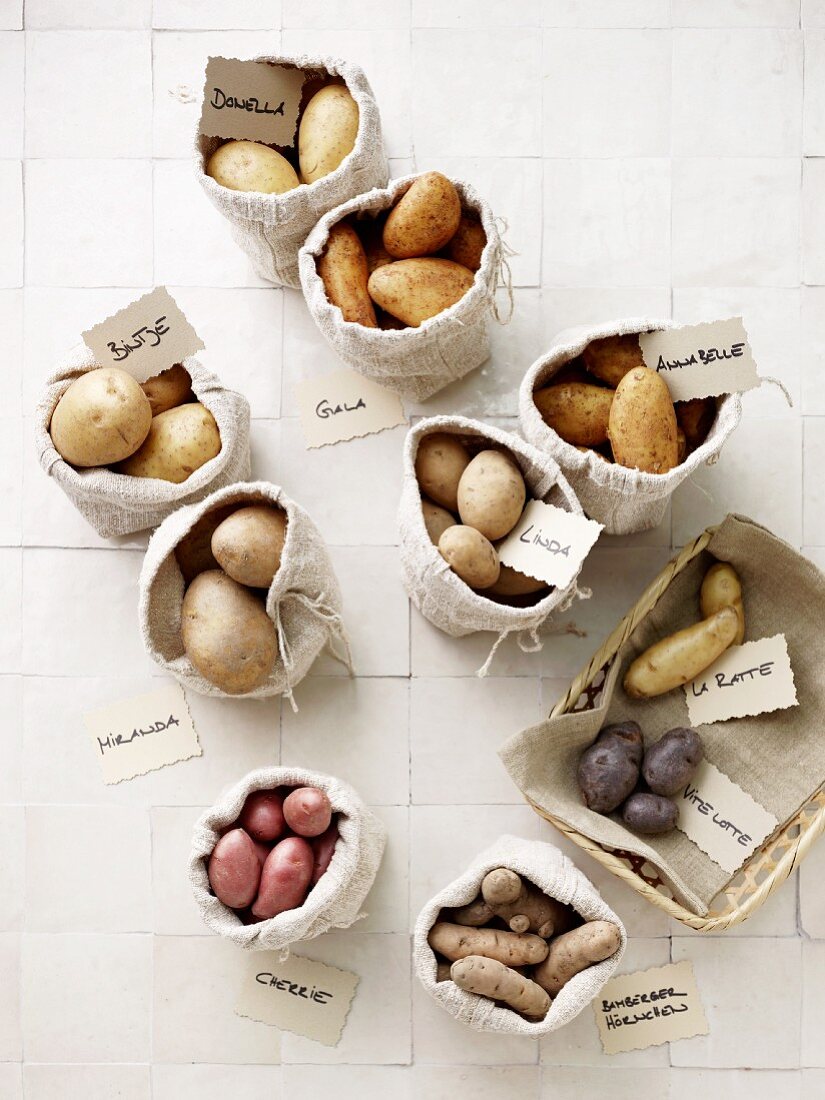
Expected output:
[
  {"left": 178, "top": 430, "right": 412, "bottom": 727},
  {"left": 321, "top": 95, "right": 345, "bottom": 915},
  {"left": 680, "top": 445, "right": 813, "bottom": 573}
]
[
  {"left": 398, "top": 417, "right": 589, "bottom": 673},
  {"left": 413, "top": 834, "right": 626, "bottom": 1038},
  {"left": 191, "top": 765, "right": 386, "bottom": 952},
  {"left": 299, "top": 175, "right": 502, "bottom": 402},
  {"left": 35, "top": 345, "right": 251, "bottom": 539},
  {"left": 139, "top": 481, "right": 352, "bottom": 701},
  {"left": 500, "top": 514, "right": 825, "bottom": 916},
  {"left": 195, "top": 55, "right": 389, "bottom": 288},
  {"left": 518, "top": 317, "right": 743, "bottom": 536}
]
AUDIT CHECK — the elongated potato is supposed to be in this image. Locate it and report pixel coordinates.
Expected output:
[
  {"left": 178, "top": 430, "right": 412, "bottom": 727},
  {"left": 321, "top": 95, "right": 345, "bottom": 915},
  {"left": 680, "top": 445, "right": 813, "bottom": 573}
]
[
  {"left": 299, "top": 84, "right": 359, "bottom": 184},
  {"left": 533, "top": 382, "right": 613, "bottom": 447},
  {"left": 428, "top": 922, "right": 549, "bottom": 966},
  {"left": 358, "top": 217, "right": 393, "bottom": 274},
  {"left": 383, "top": 172, "right": 462, "bottom": 258},
  {"left": 445, "top": 213, "right": 486, "bottom": 272},
  {"left": 623, "top": 606, "right": 740, "bottom": 699},
  {"left": 206, "top": 140, "right": 299, "bottom": 194},
  {"left": 239, "top": 789, "right": 286, "bottom": 842},
  {"left": 50, "top": 367, "right": 152, "bottom": 467},
  {"left": 533, "top": 921, "right": 621, "bottom": 996},
  {"left": 421, "top": 497, "right": 456, "bottom": 544},
  {"left": 438, "top": 525, "right": 500, "bottom": 589},
  {"left": 700, "top": 561, "right": 745, "bottom": 645},
  {"left": 457, "top": 450, "right": 526, "bottom": 541},
  {"left": 252, "top": 836, "right": 314, "bottom": 919},
  {"left": 318, "top": 222, "right": 377, "bottom": 328},
  {"left": 283, "top": 787, "right": 332, "bottom": 838},
  {"left": 608, "top": 367, "right": 678, "bottom": 474},
  {"left": 208, "top": 828, "right": 261, "bottom": 909},
  {"left": 582, "top": 333, "right": 644, "bottom": 388},
  {"left": 116, "top": 402, "right": 220, "bottom": 483},
  {"left": 141, "top": 363, "right": 193, "bottom": 416},
  {"left": 368, "top": 258, "right": 474, "bottom": 327},
  {"left": 211, "top": 504, "right": 287, "bottom": 589},
  {"left": 415, "top": 433, "right": 470, "bottom": 510},
  {"left": 451, "top": 956, "right": 550, "bottom": 1019}
]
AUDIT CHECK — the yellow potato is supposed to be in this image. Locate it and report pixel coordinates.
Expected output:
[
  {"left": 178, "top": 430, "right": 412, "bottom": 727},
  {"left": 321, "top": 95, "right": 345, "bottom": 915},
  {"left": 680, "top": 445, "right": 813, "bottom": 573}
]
[
  {"left": 438, "top": 525, "right": 500, "bottom": 589},
  {"left": 174, "top": 504, "right": 238, "bottom": 586},
  {"left": 358, "top": 217, "right": 393, "bottom": 274},
  {"left": 700, "top": 562, "right": 745, "bottom": 645},
  {"left": 368, "top": 258, "right": 474, "bottom": 327},
  {"left": 676, "top": 397, "right": 716, "bottom": 450},
  {"left": 487, "top": 563, "right": 549, "bottom": 598},
  {"left": 582, "top": 334, "right": 644, "bottom": 388},
  {"left": 50, "top": 367, "right": 152, "bottom": 468},
  {"left": 206, "top": 140, "right": 299, "bottom": 194},
  {"left": 533, "top": 382, "right": 613, "bottom": 447},
  {"left": 211, "top": 504, "right": 288, "bottom": 589},
  {"left": 421, "top": 497, "right": 456, "bottom": 544},
  {"left": 608, "top": 367, "right": 678, "bottom": 475},
  {"left": 457, "top": 450, "right": 526, "bottom": 541},
  {"left": 141, "top": 363, "right": 193, "bottom": 417},
  {"left": 298, "top": 84, "right": 359, "bottom": 184},
  {"left": 181, "top": 570, "right": 278, "bottom": 694},
  {"left": 383, "top": 172, "right": 462, "bottom": 259},
  {"left": 415, "top": 433, "right": 470, "bottom": 511},
  {"left": 624, "top": 606, "right": 740, "bottom": 699},
  {"left": 116, "top": 402, "right": 221, "bottom": 483},
  {"left": 445, "top": 213, "right": 486, "bottom": 272},
  {"left": 317, "top": 222, "right": 377, "bottom": 328}
]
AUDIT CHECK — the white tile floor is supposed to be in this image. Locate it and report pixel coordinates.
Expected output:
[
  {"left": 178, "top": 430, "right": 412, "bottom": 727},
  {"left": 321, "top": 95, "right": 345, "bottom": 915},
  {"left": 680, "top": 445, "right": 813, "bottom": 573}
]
[{"left": 4, "top": 1, "right": 824, "bottom": 1095}]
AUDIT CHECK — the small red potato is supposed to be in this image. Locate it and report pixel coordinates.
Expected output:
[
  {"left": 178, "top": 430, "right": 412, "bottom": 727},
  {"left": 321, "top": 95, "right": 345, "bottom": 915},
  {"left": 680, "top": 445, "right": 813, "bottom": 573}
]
[
  {"left": 252, "top": 840, "right": 272, "bottom": 867},
  {"left": 207, "top": 828, "right": 262, "bottom": 909},
  {"left": 238, "top": 789, "right": 286, "bottom": 843},
  {"left": 283, "top": 786, "right": 333, "bottom": 838},
  {"left": 311, "top": 821, "right": 340, "bottom": 884},
  {"left": 252, "top": 836, "right": 314, "bottom": 920}
]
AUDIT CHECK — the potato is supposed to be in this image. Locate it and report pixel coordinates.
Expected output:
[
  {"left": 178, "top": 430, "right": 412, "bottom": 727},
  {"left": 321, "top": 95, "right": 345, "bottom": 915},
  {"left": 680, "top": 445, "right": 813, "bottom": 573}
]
[
  {"left": 624, "top": 606, "right": 740, "bottom": 699},
  {"left": 174, "top": 504, "right": 237, "bottom": 586},
  {"left": 445, "top": 213, "right": 486, "bottom": 272},
  {"left": 238, "top": 789, "right": 286, "bottom": 843},
  {"left": 207, "top": 828, "right": 261, "bottom": 909},
  {"left": 383, "top": 172, "right": 462, "bottom": 259},
  {"left": 429, "top": 922, "right": 548, "bottom": 967},
  {"left": 621, "top": 792, "right": 678, "bottom": 835},
  {"left": 298, "top": 84, "right": 359, "bottom": 185},
  {"left": 643, "top": 727, "right": 703, "bottom": 797},
  {"left": 415, "top": 433, "right": 470, "bottom": 510},
  {"left": 377, "top": 310, "right": 407, "bottom": 330},
  {"left": 582, "top": 334, "right": 644, "bottom": 388},
  {"left": 252, "top": 836, "right": 314, "bottom": 920},
  {"left": 311, "top": 821, "right": 340, "bottom": 885},
  {"left": 452, "top": 956, "right": 550, "bottom": 1019},
  {"left": 116, "top": 402, "right": 220, "bottom": 483},
  {"left": 368, "top": 258, "right": 474, "bottom": 327},
  {"left": 421, "top": 497, "right": 456, "bottom": 544},
  {"left": 578, "top": 725, "right": 642, "bottom": 813},
  {"left": 358, "top": 217, "right": 393, "bottom": 275},
  {"left": 608, "top": 367, "right": 679, "bottom": 474},
  {"left": 211, "top": 504, "right": 287, "bottom": 589},
  {"left": 283, "top": 787, "right": 333, "bottom": 838},
  {"left": 141, "top": 363, "right": 192, "bottom": 416},
  {"left": 206, "top": 139, "right": 299, "bottom": 194},
  {"left": 533, "top": 382, "right": 613, "bottom": 447},
  {"left": 457, "top": 450, "right": 526, "bottom": 541},
  {"left": 700, "top": 561, "right": 745, "bottom": 645},
  {"left": 487, "top": 563, "right": 549, "bottom": 598},
  {"left": 438, "top": 525, "right": 500, "bottom": 590},
  {"left": 533, "top": 921, "right": 621, "bottom": 997},
  {"left": 317, "top": 222, "right": 377, "bottom": 328},
  {"left": 181, "top": 570, "right": 278, "bottom": 694},
  {"left": 50, "top": 367, "right": 152, "bottom": 468},
  {"left": 676, "top": 397, "right": 716, "bottom": 449},
  {"left": 676, "top": 426, "right": 687, "bottom": 465}
]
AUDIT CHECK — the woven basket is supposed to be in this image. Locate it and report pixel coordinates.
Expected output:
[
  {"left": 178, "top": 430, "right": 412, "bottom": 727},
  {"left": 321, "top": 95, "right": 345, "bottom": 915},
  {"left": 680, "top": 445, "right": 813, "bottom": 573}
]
[{"left": 526, "top": 523, "right": 825, "bottom": 932}]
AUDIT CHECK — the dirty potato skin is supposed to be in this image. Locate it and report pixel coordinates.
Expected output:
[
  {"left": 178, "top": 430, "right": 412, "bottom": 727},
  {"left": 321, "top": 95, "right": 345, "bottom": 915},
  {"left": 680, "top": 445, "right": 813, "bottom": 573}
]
[
  {"left": 50, "top": 367, "right": 152, "bottom": 467},
  {"left": 368, "top": 258, "right": 474, "bottom": 327},
  {"left": 116, "top": 402, "right": 221, "bottom": 483},
  {"left": 533, "top": 921, "right": 621, "bottom": 996},
  {"left": 421, "top": 497, "right": 456, "bottom": 544},
  {"left": 383, "top": 172, "right": 462, "bottom": 258},
  {"left": 582, "top": 334, "right": 644, "bottom": 388},
  {"left": 533, "top": 382, "right": 613, "bottom": 447},
  {"left": 445, "top": 213, "right": 486, "bottom": 271},
  {"left": 141, "top": 363, "right": 193, "bottom": 416},
  {"left": 438, "top": 525, "right": 500, "bottom": 589},
  {"left": 415, "top": 433, "right": 470, "bottom": 510},
  {"left": 457, "top": 449, "right": 526, "bottom": 541},
  {"left": 318, "top": 222, "right": 377, "bottom": 328},
  {"left": 608, "top": 367, "right": 679, "bottom": 474},
  {"left": 298, "top": 84, "right": 359, "bottom": 184}
]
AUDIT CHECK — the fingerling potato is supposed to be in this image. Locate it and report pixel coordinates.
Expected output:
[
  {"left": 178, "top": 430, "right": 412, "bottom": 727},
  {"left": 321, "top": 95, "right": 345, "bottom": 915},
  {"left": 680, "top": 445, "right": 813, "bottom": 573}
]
[
  {"left": 623, "top": 606, "right": 740, "bottom": 699},
  {"left": 318, "top": 221, "right": 377, "bottom": 328},
  {"left": 700, "top": 561, "right": 745, "bottom": 645}
]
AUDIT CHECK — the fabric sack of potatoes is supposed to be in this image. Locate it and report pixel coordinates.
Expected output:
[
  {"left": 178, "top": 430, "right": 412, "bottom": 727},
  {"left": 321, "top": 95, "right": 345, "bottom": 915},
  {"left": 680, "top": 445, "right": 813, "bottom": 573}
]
[
  {"left": 35, "top": 346, "right": 251, "bottom": 539},
  {"left": 196, "top": 54, "right": 389, "bottom": 288},
  {"left": 139, "top": 481, "right": 352, "bottom": 702},
  {"left": 518, "top": 317, "right": 742, "bottom": 536},
  {"left": 500, "top": 514, "right": 825, "bottom": 916}
]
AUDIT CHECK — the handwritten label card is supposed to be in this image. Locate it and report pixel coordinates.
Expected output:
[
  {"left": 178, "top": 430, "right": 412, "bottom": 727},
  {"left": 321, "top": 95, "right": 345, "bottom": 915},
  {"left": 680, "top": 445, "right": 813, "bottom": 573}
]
[
  {"left": 593, "top": 961, "right": 708, "bottom": 1055},
  {"left": 235, "top": 952, "right": 359, "bottom": 1047},
  {"left": 82, "top": 287, "right": 205, "bottom": 384},
  {"left": 497, "top": 500, "right": 603, "bottom": 589},
  {"left": 199, "top": 57, "right": 305, "bottom": 145},
  {"left": 83, "top": 683, "right": 201, "bottom": 785},
  {"left": 295, "top": 368, "right": 407, "bottom": 448},
  {"left": 677, "top": 760, "right": 779, "bottom": 875},
  {"left": 685, "top": 633, "right": 797, "bottom": 726},
  {"left": 639, "top": 317, "right": 760, "bottom": 402}
]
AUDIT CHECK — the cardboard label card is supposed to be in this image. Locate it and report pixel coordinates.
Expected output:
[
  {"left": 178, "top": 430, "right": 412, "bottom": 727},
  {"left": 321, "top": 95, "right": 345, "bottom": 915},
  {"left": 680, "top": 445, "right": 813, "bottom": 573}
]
[
  {"left": 594, "top": 961, "right": 708, "bottom": 1055},
  {"left": 82, "top": 287, "right": 205, "bottom": 383},
  {"left": 497, "top": 500, "right": 603, "bottom": 589},
  {"left": 235, "top": 952, "right": 359, "bottom": 1047},
  {"left": 295, "top": 369, "right": 407, "bottom": 448},
  {"left": 639, "top": 317, "right": 760, "bottom": 402},
  {"left": 685, "top": 633, "right": 797, "bottom": 726},
  {"left": 677, "top": 760, "right": 779, "bottom": 875},
  {"left": 83, "top": 683, "right": 201, "bottom": 785},
  {"left": 199, "top": 57, "right": 305, "bottom": 145}
]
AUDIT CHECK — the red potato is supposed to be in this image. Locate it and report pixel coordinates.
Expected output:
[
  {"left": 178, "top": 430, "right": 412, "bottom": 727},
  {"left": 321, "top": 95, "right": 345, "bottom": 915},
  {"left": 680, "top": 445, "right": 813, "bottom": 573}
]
[
  {"left": 252, "top": 840, "right": 272, "bottom": 868},
  {"left": 207, "top": 828, "right": 262, "bottom": 909},
  {"left": 252, "top": 836, "right": 314, "bottom": 920},
  {"left": 239, "top": 789, "right": 286, "bottom": 842},
  {"left": 283, "top": 787, "right": 333, "bottom": 838},
  {"left": 311, "top": 821, "right": 340, "bottom": 885}
]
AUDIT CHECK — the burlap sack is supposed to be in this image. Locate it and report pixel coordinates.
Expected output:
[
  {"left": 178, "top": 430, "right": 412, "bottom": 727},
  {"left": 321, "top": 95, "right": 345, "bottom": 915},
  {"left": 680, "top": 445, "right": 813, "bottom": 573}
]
[
  {"left": 500, "top": 514, "right": 825, "bottom": 916},
  {"left": 399, "top": 416, "right": 589, "bottom": 674},
  {"left": 139, "top": 481, "right": 352, "bottom": 702},
  {"left": 35, "top": 345, "right": 251, "bottom": 539},
  {"left": 413, "top": 835, "right": 626, "bottom": 1038},
  {"left": 518, "top": 318, "right": 743, "bottom": 536},
  {"left": 299, "top": 176, "right": 505, "bottom": 401},
  {"left": 191, "top": 765, "right": 386, "bottom": 951},
  {"left": 196, "top": 55, "right": 389, "bottom": 288}
]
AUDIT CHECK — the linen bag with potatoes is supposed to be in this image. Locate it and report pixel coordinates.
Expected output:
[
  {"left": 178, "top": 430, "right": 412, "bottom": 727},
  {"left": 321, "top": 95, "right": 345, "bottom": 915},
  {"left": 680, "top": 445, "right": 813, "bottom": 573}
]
[
  {"left": 197, "top": 55, "right": 388, "bottom": 288},
  {"left": 36, "top": 346, "right": 251, "bottom": 538},
  {"left": 299, "top": 172, "right": 505, "bottom": 401},
  {"left": 414, "top": 835, "right": 625, "bottom": 1038},
  {"left": 139, "top": 481, "right": 352, "bottom": 702},
  {"left": 398, "top": 416, "right": 588, "bottom": 675},
  {"left": 518, "top": 318, "right": 742, "bottom": 536},
  {"left": 191, "top": 765, "right": 386, "bottom": 951}
]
